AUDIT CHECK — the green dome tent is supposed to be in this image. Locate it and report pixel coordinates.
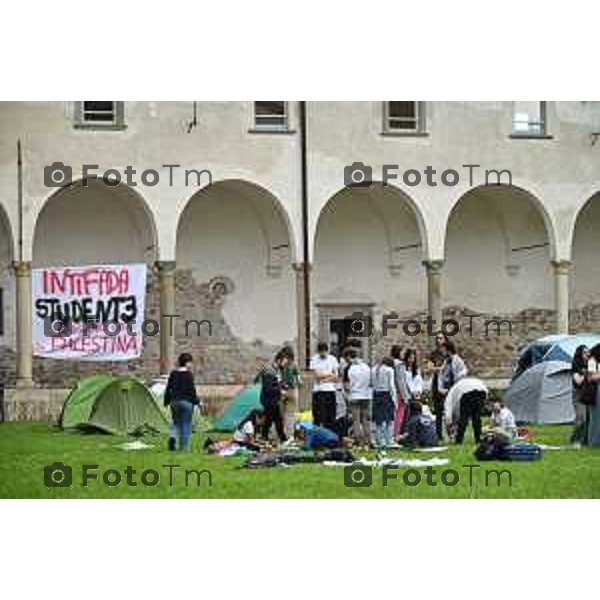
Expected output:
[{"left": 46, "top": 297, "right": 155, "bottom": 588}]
[
  {"left": 212, "top": 384, "right": 262, "bottom": 432},
  {"left": 60, "top": 374, "right": 168, "bottom": 435}
]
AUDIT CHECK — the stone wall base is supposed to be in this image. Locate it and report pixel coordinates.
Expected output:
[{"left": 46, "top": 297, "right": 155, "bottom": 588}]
[{"left": 2, "top": 384, "right": 245, "bottom": 423}]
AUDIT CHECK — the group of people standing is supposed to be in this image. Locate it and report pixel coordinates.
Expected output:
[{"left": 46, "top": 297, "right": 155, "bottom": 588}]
[
  {"left": 163, "top": 333, "right": 507, "bottom": 452},
  {"left": 309, "top": 342, "right": 426, "bottom": 448},
  {"left": 308, "top": 333, "right": 491, "bottom": 449},
  {"left": 571, "top": 344, "right": 600, "bottom": 445}
]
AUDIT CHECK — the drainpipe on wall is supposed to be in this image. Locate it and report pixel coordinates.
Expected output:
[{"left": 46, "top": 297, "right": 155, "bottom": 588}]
[
  {"left": 299, "top": 101, "right": 311, "bottom": 369},
  {"left": 17, "top": 140, "right": 23, "bottom": 262}
]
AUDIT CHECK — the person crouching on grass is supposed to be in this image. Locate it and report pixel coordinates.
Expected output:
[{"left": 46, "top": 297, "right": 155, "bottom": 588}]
[
  {"left": 232, "top": 408, "right": 266, "bottom": 451},
  {"left": 164, "top": 352, "right": 200, "bottom": 452},
  {"left": 204, "top": 408, "right": 266, "bottom": 453},
  {"left": 256, "top": 346, "right": 295, "bottom": 445},
  {"left": 488, "top": 400, "right": 517, "bottom": 441},
  {"left": 294, "top": 422, "right": 352, "bottom": 451},
  {"left": 401, "top": 401, "right": 438, "bottom": 448}
]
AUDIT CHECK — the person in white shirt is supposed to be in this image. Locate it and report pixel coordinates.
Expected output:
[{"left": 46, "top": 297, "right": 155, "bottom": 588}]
[
  {"left": 371, "top": 357, "right": 397, "bottom": 448},
  {"left": 232, "top": 409, "right": 265, "bottom": 451},
  {"left": 404, "top": 348, "right": 424, "bottom": 399},
  {"left": 444, "top": 377, "right": 488, "bottom": 428},
  {"left": 451, "top": 376, "right": 487, "bottom": 444},
  {"left": 489, "top": 401, "right": 517, "bottom": 439},
  {"left": 309, "top": 342, "right": 339, "bottom": 431},
  {"left": 346, "top": 349, "right": 373, "bottom": 448}
]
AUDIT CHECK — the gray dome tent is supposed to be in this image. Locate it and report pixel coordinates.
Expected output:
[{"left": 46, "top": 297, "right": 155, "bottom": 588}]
[{"left": 504, "top": 360, "right": 574, "bottom": 424}]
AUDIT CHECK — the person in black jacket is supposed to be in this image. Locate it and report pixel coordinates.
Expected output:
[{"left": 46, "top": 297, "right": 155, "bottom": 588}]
[
  {"left": 164, "top": 353, "right": 200, "bottom": 451},
  {"left": 571, "top": 344, "right": 591, "bottom": 445},
  {"left": 256, "top": 347, "right": 294, "bottom": 443}
]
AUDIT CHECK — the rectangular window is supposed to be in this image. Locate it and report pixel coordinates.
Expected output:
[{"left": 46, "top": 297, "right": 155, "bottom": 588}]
[
  {"left": 83, "top": 101, "right": 117, "bottom": 123},
  {"left": 384, "top": 101, "right": 424, "bottom": 133},
  {"left": 254, "top": 101, "right": 288, "bottom": 130},
  {"left": 74, "top": 101, "right": 125, "bottom": 129},
  {"left": 513, "top": 101, "right": 546, "bottom": 135}
]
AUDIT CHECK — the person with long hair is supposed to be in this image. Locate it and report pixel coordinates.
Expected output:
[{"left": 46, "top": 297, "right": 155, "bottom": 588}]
[
  {"left": 390, "top": 345, "right": 410, "bottom": 437},
  {"left": 404, "top": 348, "right": 424, "bottom": 400},
  {"left": 164, "top": 352, "right": 200, "bottom": 452},
  {"left": 429, "top": 332, "right": 450, "bottom": 442},
  {"left": 572, "top": 344, "right": 591, "bottom": 445},
  {"left": 585, "top": 344, "right": 600, "bottom": 445},
  {"left": 232, "top": 408, "right": 265, "bottom": 451}
]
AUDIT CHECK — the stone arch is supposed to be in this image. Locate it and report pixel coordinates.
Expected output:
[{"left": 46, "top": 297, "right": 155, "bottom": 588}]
[
  {"left": 175, "top": 179, "right": 296, "bottom": 376},
  {"left": 444, "top": 184, "right": 554, "bottom": 313},
  {"left": 571, "top": 191, "right": 600, "bottom": 309},
  {"left": 312, "top": 183, "right": 428, "bottom": 356},
  {"left": 33, "top": 178, "right": 158, "bottom": 265}
]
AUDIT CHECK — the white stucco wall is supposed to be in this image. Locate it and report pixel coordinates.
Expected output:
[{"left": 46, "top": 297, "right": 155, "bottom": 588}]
[
  {"left": 176, "top": 180, "right": 295, "bottom": 344},
  {"left": 1, "top": 101, "right": 600, "bottom": 350}
]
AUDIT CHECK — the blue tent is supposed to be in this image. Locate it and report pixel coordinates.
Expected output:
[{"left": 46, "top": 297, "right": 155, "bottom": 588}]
[{"left": 513, "top": 333, "right": 600, "bottom": 380}]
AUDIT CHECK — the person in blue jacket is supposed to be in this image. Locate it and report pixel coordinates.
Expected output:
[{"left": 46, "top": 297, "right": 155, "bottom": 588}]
[{"left": 295, "top": 422, "right": 352, "bottom": 450}]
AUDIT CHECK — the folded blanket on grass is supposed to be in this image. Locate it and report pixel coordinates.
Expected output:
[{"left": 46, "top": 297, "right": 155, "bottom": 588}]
[
  {"left": 244, "top": 448, "right": 356, "bottom": 469},
  {"left": 537, "top": 443, "right": 580, "bottom": 450},
  {"left": 323, "top": 457, "right": 450, "bottom": 468},
  {"left": 117, "top": 441, "right": 153, "bottom": 451}
]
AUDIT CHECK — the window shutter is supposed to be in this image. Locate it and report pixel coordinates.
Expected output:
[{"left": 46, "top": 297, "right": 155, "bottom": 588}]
[
  {"left": 73, "top": 101, "right": 83, "bottom": 125},
  {"left": 115, "top": 101, "right": 125, "bottom": 127}
]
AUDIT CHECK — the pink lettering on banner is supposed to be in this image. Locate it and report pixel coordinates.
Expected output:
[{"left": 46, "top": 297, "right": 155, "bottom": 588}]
[
  {"left": 34, "top": 263, "right": 145, "bottom": 361},
  {"left": 50, "top": 331, "right": 139, "bottom": 357},
  {"left": 42, "top": 266, "right": 130, "bottom": 296}
]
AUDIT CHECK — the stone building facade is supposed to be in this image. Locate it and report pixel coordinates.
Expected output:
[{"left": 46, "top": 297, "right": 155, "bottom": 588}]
[{"left": 1, "top": 101, "right": 600, "bottom": 389}]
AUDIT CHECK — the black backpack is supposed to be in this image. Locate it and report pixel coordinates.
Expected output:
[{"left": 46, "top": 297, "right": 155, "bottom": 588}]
[{"left": 474, "top": 431, "right": 509, "bottom": 461}]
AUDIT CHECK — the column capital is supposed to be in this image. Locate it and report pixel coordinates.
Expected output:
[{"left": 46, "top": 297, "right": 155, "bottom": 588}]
[
  {"left": 551, "top": 259, "right": 572, "bottom": 273},
  {"left": 12, "top": 261, "right": 32, "bottom": 277},
  {"left": 292, "top": 261, "right": 312, "bottom": 273},
  {"left": 422, "top": 259, "right": 445, "bottom": 273},
  {"left": 155, "top": 260, "right": 177, "bottom": 274}
]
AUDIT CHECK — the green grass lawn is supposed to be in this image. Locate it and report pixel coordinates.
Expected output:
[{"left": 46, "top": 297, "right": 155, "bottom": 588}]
[{"left": 2, "top": 422, "right": 600, "bottom": 498}]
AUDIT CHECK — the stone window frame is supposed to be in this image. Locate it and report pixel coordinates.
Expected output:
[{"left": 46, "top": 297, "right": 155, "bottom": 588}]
[
  {"left": 381, "top": 101, "right": 428, "bottom": 137},
  {"left": 510, "top": 101, "right": 553, "bottom": 139},
  {"left": 73, "top": 101, "right": 127, "bottom": 131},
  {"left": 315, "top": 302, "right": 376, "bottom": 361},
  {"left": 249, "top": 101, "right": 296, "bottom": 134}
]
